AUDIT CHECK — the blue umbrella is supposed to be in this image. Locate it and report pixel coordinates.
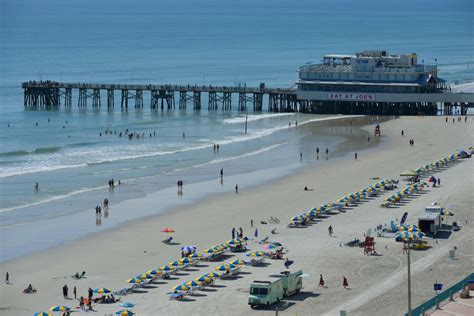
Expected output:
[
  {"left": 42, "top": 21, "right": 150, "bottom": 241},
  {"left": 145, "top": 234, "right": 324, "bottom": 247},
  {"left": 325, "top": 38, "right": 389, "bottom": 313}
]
[{"left": 120, "top": 302, "right": 135, "bottom": 308}]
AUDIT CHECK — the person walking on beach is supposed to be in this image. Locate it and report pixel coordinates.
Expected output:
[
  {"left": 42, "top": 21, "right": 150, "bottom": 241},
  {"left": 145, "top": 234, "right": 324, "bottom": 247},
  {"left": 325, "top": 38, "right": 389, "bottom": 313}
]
[
  {"left": 438, "top": 178, "right": 441, "bottom": 186},
  {"left": 300, "top": 152, "right": 303, "bottom": 160},
  {"left": 73, "top": 286, "right": 77, "bottom": 299},
  {"left": 342, "top": 276, "right": 349, "bottom": 289},
  {"left": 316, "top": 147, "right": 319, "bottom": 155},
  {"left": 79, "top": 297, "right": 85, "bottom": 310},
  {"left": 220, "top": 168, "right": 223, "bottom": 179},
  {"left": 251, "top": 219, "right": 254, "bottom": 227},
  {"left": 232, "top": 227, "right": 236, "bottom": 240},
  {"left": 34, "top": 182, "right": 39, "bottom": 191},
  {"left": 239, "top": 227, "right": 243, "bottom": 238},
  {"left": 355, "top": 152, "right": 358, "bottom": 160},
  {"left": 235, "top": 184, "right": 238, "bottom": 194},
  {"left": 328, "top": 225, "right": 333, "bottom": 237},
  {"left": 319, "top": 274, "right": 325, "bottom": 287},
  {"left": 88, "top": 287, "right": 93, "bottom": 300},
  {"left": 401, "top": 130, "right": 404, "bottom": 136},
  {"left": 62, "top": 284, "right": 68, "bottom": 299},
  {"left": 103, "top": 198, "right": 109, "bottom": 210},
  {"left": 5, "top": 272, "right": 9, "bottom": 284},
  {"left": 325, "top": 147, "right": 329, "bottom": 156}
]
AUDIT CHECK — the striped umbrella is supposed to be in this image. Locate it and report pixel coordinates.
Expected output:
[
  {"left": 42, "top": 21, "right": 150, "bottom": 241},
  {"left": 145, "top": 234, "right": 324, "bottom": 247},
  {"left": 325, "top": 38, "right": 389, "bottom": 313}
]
[
  {"left": 136, "top": 273, "right": 154, "bottom": 280},
  {"left": 225, "top": 263, "right": 238, "bottom": 269},
  {"left": 126, "top": 277, "right": 142, "bottom": 284},
  {"left": 179, "top": 257, "right": 194, "bottom": 264},
  {"left": 399, "top": 225, "right": 420, "bottom": 232},
  {"left": 93, "top": 287, "right": 111, "bottom": 294},
  {"left": 116, "top": 309, "right": 135, "bottom": 316},
  {"left": 229, "top": 259, "right": 247, "bottom": 266},
  {"left": 226, "top": 239, "right": 241, "bottom": 245},
  {"left": 205, "top": 272, "right": 220, "bottom": 278},
  {"left": 196, "top": 276, "right": 213, "bottom": 283},
  {"left": 169, "top": 261, "right": 184, "bottom": 267},
  {"left": 172, "top": 284, "right": 190, "bottom": 291},
  {"left": 147, "top": 269, "right": 160, "bottom": 275},
  {"left": 49, "top": 306, "right": 70, "bottom": 312},
  {"left": 184, "top": 280, "right": 202, "bottom": 287},
  {"left": 159, "top": 265, "right": 175, "bottom": 271},
  {"left": 34, "top": 313, "right": 53, "bottom": 316},
  {"left": 215, "top": 264, "right": 231, "bottom": 271},
  {"left": 188, "top": 252, "right": 203, "bottom": 259}
]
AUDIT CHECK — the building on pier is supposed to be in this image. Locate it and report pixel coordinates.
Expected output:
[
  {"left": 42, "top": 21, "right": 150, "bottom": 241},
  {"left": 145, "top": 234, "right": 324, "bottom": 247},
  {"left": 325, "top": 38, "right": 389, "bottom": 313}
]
[{"left": 297, "top": 50, "right": 474, "bottom": 115}]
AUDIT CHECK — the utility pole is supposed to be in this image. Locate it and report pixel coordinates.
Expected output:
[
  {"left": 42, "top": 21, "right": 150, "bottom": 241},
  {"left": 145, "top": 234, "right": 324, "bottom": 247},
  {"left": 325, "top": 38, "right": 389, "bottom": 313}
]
[{"left": 407, "top": 240, "right": 412, "bottom": 316}]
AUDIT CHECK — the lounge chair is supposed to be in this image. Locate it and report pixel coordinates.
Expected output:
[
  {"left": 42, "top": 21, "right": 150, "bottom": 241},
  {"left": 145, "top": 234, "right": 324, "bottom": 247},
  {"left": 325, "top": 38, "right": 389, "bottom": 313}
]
[
  {"left": 71, "top": 271, "right": 86, "bottom": 279},
  {"left": 167, "top": 291, "right": 186, "bottom": 300},
  {"left": 162, "top": 236, "right": 174, "bottom": 244}
]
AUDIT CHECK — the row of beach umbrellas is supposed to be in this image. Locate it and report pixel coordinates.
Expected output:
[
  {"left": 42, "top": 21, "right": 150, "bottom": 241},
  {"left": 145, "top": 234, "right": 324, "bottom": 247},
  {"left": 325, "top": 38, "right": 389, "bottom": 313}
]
[
  {"left": 289, "top": 179, "right": 398, "bottom": 223},
  {"left": 401, "top": 150, "right": 466, "bottom": 177},
  {"left": 380, "top": 182, "right": 428, "bottom": 207}
]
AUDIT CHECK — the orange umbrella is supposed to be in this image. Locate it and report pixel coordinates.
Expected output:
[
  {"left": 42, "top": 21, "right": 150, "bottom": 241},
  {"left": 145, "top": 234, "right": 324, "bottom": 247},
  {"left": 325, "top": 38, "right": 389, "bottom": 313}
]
[{"left": 161, "top": 228, "right": 175, "bottom": 233}]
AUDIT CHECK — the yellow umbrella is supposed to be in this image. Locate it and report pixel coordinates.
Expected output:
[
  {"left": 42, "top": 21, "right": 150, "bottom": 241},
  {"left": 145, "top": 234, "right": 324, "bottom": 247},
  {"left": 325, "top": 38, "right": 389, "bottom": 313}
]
[
  {"left": 215, "top": 264, "right": 231, "bottom": 271},
  {"left": 172, "top": 284, "right": 190, "bottom": 291},
  {"left": 159, "top": 265, "right": 176, "bottom": 271}
]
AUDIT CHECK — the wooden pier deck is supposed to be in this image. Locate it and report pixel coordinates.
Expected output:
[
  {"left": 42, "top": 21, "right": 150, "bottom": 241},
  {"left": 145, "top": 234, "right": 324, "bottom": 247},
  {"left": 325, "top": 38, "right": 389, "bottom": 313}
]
[{"left": 22, "top": 81, "right": 303, "bottom": 112}]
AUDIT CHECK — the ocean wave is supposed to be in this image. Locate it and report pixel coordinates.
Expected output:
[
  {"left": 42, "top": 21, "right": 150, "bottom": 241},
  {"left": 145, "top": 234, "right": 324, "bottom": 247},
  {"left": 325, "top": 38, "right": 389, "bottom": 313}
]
[
  {"left": 0, "top": 115, "right": 359, "bottom": 178},
  {"left": 0, "top": 146, "right": 61, "bottom": 157},
  {"left": 222, "top": 113, "right": 295, "bottom": 124}
]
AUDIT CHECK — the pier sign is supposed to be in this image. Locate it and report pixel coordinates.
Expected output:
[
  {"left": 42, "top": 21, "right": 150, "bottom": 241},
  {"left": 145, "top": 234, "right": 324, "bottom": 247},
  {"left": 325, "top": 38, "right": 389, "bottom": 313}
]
[{"left": 328, "top": 93, "right": 376, "bottom": 101}]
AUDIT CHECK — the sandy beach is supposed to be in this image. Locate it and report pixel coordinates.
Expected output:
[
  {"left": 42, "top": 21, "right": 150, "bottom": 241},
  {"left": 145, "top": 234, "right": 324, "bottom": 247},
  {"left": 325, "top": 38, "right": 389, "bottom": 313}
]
[{"left": 1, "top": 116, "right": 473, "bottom": 316}]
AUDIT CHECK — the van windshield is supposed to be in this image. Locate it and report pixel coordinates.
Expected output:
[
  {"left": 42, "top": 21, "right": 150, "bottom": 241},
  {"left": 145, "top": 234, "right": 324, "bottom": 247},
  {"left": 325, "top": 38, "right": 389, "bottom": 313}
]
[{"left": 251, "top": 287, "right": 268, "bottom": 295}]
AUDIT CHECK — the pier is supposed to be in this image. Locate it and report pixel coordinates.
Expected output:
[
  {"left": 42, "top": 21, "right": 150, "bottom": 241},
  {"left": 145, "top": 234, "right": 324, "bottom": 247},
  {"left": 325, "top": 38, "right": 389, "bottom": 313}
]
[
  {"left": 22, "top": 81, "right": 473, "bottom": 115},
  {"left": 22, "top": 81, "right": 302, "bottom": 113}
]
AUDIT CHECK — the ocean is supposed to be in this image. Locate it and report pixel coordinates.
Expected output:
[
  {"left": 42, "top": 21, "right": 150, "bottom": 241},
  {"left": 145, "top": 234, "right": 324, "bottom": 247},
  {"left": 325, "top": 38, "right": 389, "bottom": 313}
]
[{"left": 0, "top": 0, "right": 472, "bottom": 261}]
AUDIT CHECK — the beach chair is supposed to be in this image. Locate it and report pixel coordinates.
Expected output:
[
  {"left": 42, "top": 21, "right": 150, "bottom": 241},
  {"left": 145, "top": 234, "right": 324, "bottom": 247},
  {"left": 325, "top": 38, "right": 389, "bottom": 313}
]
[{"left": 167, "top": 291, "right": 186, "bottom": 300}]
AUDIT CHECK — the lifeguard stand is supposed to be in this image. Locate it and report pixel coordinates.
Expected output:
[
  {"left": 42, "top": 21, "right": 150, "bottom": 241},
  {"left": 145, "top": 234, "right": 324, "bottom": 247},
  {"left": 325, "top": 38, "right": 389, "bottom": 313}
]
[{"left": 364, "top": 236, "right": 376, "bottom": 255}]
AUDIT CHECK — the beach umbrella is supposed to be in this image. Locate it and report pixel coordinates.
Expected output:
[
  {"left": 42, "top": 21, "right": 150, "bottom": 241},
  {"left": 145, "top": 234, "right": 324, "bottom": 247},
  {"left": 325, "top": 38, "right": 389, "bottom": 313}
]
[
  {"left": 120, "top": 302, "right": 135, "bottom": 308},
  {"left": 225, "top": 263, "right": 238, "bottom": 269},
  {"left": 395, "top": 231, "right": 414, "bottom": 241},
  {"left": 161, "top": 228, "right": 175, "bottom": 233},
  {"left": 188, "top": 252, "right": 203, "bottom": 259},
  {"left": 126, "top": 277, "right": 142, "bottom": 284},
  {"left": 147, "top": 269, "right": 160, "bottom": 275},
  {"left": 181, "top": 245, "right": 197, "bottom": 251},
  {"left": 159, "top": 265, "right": 176, "bottom": 272},
  {"left": 263, "top": 243, "right": 277, "bottom": 250},
  {"left": 428, "top": 176, "right": 436, "bottom": 183},
  {"left": 229, "top": 259, "right": 247, "bottom": 266},
  {"left": 34, "top": 313, "right": 53, "bottom": 316},
  {"left": 196, "top": 276, "right": 213, "bottom": 283},
  {"left": 172, "top": 284, "right": 190, "bottom": 291},
  {"left": 137, "top": 273, "right": 154, "bottom": 280},
  {"left": 399, "top": 225, "right": 420, "bottom": 232},
  {"left": 49, "top": 306, "right": 70, "bottom": 312},
  {"left": 169, "top": 261, "right": 184, "bottom": 267},
  {"left": 116, "top": 309, "right": 135, "bottom": 316},
  {"left": 185, "top": 280, "right": 202, "bottom": 288},
  {"left": 226, "top": 239, "right": 241, "bottom": 245},
  {"left": 204, "top": 248, "right": 216, "bottom": 254},
  {"left": 94, "top": 287, "right": 111, "bottom": 294},
  {"left": 179, "top": 257, "right": 194, "bottom": 264},
  {"left": 205, "top": 272, "right": 220, "bottom": 278},
  {"left": 215, "top": 264, "right": 231, "bottom": 271}
]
